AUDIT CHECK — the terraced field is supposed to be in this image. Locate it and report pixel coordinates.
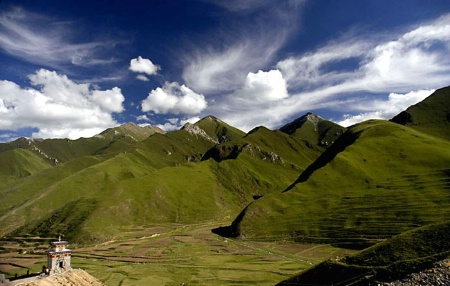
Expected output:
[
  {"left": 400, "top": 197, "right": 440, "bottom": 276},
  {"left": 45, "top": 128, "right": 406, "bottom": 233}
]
[{"left": 0, "top": 223, "right": 355, "bottom": 285}]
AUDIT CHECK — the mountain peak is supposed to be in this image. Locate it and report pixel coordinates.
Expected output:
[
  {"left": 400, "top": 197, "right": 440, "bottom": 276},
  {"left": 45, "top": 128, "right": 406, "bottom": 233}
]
[
  {"left": 279, "top": 112, "right": 345, "bottom": 147},
  {"left": 279, "top": 112, "right": 324, "bottom": 135},
  {"left": 201, "top": 115, "right": 220, "bottom": 122},
  {"left": 99, "top": 122, "right": 164, "bottom": 141}
]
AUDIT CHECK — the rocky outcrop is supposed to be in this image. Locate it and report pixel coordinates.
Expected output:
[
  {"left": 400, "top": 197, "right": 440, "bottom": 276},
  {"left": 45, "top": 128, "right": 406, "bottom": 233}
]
[
  {"left": 6, "top": 269, "right": 104, "bottom": 286},
  {"left": 380, "top": 259, "right": 450, "bottom": 286},
  {"left": 182, "top": 123, "right": 219, "bottom": 143}
]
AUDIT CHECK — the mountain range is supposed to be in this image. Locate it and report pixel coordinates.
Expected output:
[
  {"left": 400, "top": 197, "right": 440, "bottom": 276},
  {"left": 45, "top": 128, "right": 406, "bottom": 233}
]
[{"left": 0, "top": 86, "right": 449, "bottom": 284}]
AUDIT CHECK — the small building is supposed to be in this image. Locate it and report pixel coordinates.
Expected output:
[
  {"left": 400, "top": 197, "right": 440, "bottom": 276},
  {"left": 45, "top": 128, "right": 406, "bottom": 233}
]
[{"left": 47, "top": 238, "right": 72, "bottom": 275}]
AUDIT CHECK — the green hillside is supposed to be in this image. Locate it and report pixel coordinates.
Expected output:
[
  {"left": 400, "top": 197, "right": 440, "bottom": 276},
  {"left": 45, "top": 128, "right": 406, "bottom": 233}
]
[
  {"left": 223, "top": 119, "right": 450, "bottom": 246},
  {"left": 0, "top": 148, "right": 53, "bottom": 186},
  {"left": 277, "top": 221, "right": 450, "bottom": 285},
  {"left": 391, "top": 85, "right": 450, "bottom": 140},
  {"left": 0, "top": 122, "right": 163, "bottom": 164},
  {"left": 279, "top": 112, "right": 346, "bottom": 147},
  {"left": 0, "top": 115, "right": 325, "bottom": 243}
]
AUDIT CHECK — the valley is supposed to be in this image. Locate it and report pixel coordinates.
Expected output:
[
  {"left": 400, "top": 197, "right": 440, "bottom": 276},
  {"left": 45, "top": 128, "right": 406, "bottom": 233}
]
[
  {"left": 0, "top": 86, "right": 449, "bottom": 285},
  {"left": 0, "top": 222, "right": 354, "bottom": 285}
]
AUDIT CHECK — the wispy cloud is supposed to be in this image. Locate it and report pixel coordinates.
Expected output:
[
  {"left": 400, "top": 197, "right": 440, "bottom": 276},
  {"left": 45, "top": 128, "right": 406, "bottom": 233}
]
[
  {"left": 0, "top": 7, "right": 120, "bottom": 69},
  {"left": 182, "top": 1, "right": 304, "bottom": 94},
  {"left": 210, "top": 13, "right": 450, "bottom": 131},
  {"left": 337, "top": 89, "right": 435, "bottom": 127}
]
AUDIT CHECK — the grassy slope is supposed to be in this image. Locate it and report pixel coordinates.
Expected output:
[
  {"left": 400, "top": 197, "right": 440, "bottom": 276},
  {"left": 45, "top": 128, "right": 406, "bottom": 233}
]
[
  {"left": 0, "top": 116, "right": 325, "bottom": 244},
  {"left": 230, "top": 120, "right": 450, "bottom": 245},
  {"left": 0, "top": 149, "right": 53, "bottom": 187},
  {"left": 391, "top": 85, "right": 450, "bottom": 140},
  {"left": 277, "top": 221, "right": 450, "bottom": 285},
  {"left": 0, "top": 122, "right": 161, "bottom": 164},
  {"left": 279, "top": 113, "right": 346, "bottom": 146}
]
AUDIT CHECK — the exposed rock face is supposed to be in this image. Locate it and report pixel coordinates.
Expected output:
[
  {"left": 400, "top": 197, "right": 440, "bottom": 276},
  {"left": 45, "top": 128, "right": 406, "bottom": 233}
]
[
  {"left": 182, "top": 123, "right": 219, "bottom": 143},
  {"left": 17, "top": 269, "right": 104, "bottom": 286}
]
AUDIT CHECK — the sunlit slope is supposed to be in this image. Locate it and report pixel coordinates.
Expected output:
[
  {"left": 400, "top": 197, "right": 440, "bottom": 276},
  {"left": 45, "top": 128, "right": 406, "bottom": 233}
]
[
  {"left": 1, "top": 147, "right": 310, "bottom": 243},
  {"left": 0, "top": 122, "right": 164, "bottom": 164},
  {"left": 0, "top": 127, "right": 217, "bottom": 241},
  {"left": 0, "top": 116, "right": 324, "bottom": 243},
  {"left": 391, "top": 86, "right": 450, "bottom": 140},
  {"left": 195, "top": 115, "right": 246, "bottom": 142},
  {"left": 229, "top": 120, "right": 450, "bottom": 245},
  {"left": 0, "top": 148, "right": 53, "bottom": 186}
]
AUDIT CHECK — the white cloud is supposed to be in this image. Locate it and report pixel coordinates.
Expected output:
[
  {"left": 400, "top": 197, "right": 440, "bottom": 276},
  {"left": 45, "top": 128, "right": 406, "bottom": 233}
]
[
  {"left": 0, "top": 69, "right": 125, "bottom": 140},
  {"left": 91, "top": 87, "right": 125, "bottom": 113},
  {"left": 129, "top": 56, "right": 160, "bottom": 75},
  {"left": 337, "top": 89, "right": 434, "bottom": 127},
  {"left": 181, "top": 1, "right": 302, "bottom": 94},
  {"left": 141, "top": 82, "right": 207, "bottom": 115},
  {"left": 136, "top": 114, "right": 150, "bottom": 122},
  {"left": 156, "top": 116, "right": 201, "bottom": 132},
  {"left": 278, "top": 14, "right": 450, "bottom": 94},
  {"left": 0, "top": 7, "right": 119, "bottom": 68},
  {"left": 136, "top": 74, "right": 149, "bottom": 81},
  {"left": 210, "top": 13, "right": 450, "bottom": 131},
  {"left": 277, "top": 41, "right": 369, "bottom": 89},
  {"left": 234, "top": 69, "right": 288, "bottom": 102}
]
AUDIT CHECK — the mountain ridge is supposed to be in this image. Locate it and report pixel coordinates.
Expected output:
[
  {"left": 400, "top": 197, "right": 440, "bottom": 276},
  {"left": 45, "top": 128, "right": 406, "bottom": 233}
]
[{"left": 0, "top": 88, "right": 448, "bottom": 247}]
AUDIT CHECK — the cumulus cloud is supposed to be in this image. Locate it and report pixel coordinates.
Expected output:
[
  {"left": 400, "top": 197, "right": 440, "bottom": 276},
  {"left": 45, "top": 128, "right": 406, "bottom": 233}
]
[
  {"left": 141, "top": 82, "right": 207, "bottom": 115},
  {"left": 136, "top": 74, "right": 149, "bottom": 81},
  {"left": 129, "top": 56, "right": 160, "bottom": 76},
  {"left": 0, "top": 7, "right": 119, "bottom": 68},
  {"left": 337, "top": 89, "right": 434, "bottom": 127},
  {"left": 155, "top": 116, "right": 201, "bottom": 132},
  {"left": 0, "top": 69, "right": 125, "bottom": 140},
  {"left": 234, "top": 69, "right": 288, "bottom": 101},
  {"left": 136, "top": 114, "right": 150, "bottom": 122}
]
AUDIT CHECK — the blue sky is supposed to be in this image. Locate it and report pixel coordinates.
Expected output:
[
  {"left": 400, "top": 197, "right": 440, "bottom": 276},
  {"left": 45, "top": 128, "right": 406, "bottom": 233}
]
[{"left": 1, "top": 0, "right": 449, "bottom": 141}]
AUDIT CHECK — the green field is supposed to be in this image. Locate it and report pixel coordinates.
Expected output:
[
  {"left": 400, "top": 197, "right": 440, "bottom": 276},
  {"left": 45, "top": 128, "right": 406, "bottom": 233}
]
[{"left": 0, "top": 223, "right": 354, "bottom": 285}]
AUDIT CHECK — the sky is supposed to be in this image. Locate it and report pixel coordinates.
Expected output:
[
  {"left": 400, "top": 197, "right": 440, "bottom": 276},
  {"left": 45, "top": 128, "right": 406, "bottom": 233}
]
[{"left": 0, "top": 0, "right": 450, "bottom": 142}]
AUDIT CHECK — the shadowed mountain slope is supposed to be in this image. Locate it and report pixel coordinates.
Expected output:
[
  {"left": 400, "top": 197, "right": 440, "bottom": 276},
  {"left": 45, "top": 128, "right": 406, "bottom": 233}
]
[
  {"left": 279, "top": 112, "right": 346, "bottom": 147},
  {"left": 277, "top": 221, "right": 450, "bottom": 286},
  {"left": 391, "top": 85, "right": 450, "bottom": 140},
  {"left": 221, "top": 119, "right": 450, "bottom": 246},
  {"left": 0, "top": 115, "right": 323, "bottom": 243}
]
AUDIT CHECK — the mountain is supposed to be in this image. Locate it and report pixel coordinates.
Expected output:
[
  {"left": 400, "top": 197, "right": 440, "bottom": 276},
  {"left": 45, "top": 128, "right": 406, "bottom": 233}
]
[
  {"left": 217, "top": 88, "right": 450, "bottom": 247},
  {"left": 0, "top": 122, "right": 164, "bottom": 164},
  {"left": 0, "top": 88, "right": 448, "bottom": 253},
  {"left": 0, "top": 115, "right": 326, "bottom": 243},
  {"left": 0, "top": 123, "right": 164, "bottom": 188},
  {"left": 279, "top": 112, "right": 346, "bottom": 147}
]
